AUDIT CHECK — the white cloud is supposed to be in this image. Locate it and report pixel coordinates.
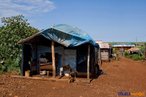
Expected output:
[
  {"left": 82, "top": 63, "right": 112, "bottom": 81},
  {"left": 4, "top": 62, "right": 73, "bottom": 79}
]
[{"left": 0, "top": 0, "right": 55, "bottom": 18}]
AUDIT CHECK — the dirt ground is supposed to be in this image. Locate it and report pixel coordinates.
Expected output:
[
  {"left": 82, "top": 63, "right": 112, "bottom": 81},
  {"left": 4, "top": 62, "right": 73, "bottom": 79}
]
[{"left": 0, "top": 57, "right": 146, "bottom": 97}]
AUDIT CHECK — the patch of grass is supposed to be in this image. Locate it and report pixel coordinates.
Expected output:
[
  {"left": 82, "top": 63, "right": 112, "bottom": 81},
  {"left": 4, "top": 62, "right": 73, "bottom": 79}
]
[
  {"left": 130, "top": 54, "right": 144, "bottom": 60},
  {"left": 125, "top": 52, "right": 145, "bottom": 61}
]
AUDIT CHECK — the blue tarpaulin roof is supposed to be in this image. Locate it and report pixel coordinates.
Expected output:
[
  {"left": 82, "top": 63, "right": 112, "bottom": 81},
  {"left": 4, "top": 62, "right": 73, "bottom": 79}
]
[{"left": 19, "top": 24, "right": 98, "bottom": 47}]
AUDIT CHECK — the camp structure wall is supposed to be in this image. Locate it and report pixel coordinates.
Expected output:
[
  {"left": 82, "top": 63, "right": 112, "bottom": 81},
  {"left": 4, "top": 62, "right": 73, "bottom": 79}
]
[{"left": 100, "top": 48, "right": 110, "bottom": 62}]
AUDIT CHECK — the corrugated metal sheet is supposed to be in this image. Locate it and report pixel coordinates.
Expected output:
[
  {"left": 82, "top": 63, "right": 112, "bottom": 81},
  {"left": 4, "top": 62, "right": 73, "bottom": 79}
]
[{"left": 112, "top": 44, "right": 135, "bottom": 47}]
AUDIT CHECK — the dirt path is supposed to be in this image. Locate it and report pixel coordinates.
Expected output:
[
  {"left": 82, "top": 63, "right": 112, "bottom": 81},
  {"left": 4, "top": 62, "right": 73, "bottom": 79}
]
[{"left": 0, "top": 57, "right": 146, "bottom": 97}]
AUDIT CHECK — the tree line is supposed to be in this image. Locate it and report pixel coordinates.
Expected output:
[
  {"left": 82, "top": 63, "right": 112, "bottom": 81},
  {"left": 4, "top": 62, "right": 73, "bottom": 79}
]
[{"left": 0, "top": 15, "right": 39, "bottom": 73}]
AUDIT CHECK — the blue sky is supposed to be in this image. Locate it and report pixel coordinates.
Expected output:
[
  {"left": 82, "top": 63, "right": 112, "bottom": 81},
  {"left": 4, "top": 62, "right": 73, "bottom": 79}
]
[{"left": 0, "top": 0, "right": 146, "bottom": 42}]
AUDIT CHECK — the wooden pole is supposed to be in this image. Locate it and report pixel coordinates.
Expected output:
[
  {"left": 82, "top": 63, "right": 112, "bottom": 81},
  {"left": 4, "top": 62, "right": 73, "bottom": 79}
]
[
  {"left": 144, "top": 43, "right": 146, "bottom": 60},
  {"left": 51, "top": 41, "right": 56, "bottom": 78},
  {"left": 21, "top": 45, "right": 25, "bottom": 76},
  {"left": 62, "top": 47, "right": 64, "bottom": 66},
  {"left": 87, "top": 45, "right": 90, "bottom": 80},
  {"left": 98, "top": 48, "right": 102, "bottom": 66}
]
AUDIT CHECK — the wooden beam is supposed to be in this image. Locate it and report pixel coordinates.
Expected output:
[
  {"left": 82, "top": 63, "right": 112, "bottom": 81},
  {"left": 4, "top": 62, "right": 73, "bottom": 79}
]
[
  {"left": 87, "top": 45, "right": 90, "bottom": 80},
  {"left": 51, "top": 41, "right": 56, "bottom": 77}
]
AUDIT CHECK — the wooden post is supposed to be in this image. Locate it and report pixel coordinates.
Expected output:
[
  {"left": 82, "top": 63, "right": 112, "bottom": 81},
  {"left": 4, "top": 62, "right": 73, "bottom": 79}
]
[
  {"left": 35, "top": 45, "right": 39, "bottom": 74},
  {"left": 98, "top": 48, "right": 102, "bottom": 66},
  {"left": 144, "top": 43, "right": 146, "bottom": 60},
  {"left": 87, "top": 45, "right": 90, "bottom": 80},
  {"left": 51, "top": 41, "right": 56, "bottom": 78},
  {"left": 62, "top": 47, "right": 65, "bottom": 66},
  {"left": 21, "top": 45, "right": 25, "bottom": 76}
]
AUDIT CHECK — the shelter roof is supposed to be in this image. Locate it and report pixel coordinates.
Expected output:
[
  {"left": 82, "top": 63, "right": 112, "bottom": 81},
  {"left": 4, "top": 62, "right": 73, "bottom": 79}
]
[{"left": 18, "top": 24, "right": 98, "bottom": 47}]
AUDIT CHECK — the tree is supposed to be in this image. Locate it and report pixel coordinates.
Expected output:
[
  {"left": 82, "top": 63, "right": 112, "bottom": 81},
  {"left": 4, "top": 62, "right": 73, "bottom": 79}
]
[{"left": 0, "top": 15, "right": 39, "bottom": 72}]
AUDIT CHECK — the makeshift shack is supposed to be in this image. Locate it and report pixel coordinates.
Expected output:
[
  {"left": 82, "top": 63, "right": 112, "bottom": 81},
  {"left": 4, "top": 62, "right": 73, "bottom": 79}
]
[
  {"left": 112, "top": 44, "right": 135, "bottom": 56},
  {"left": 18, "top": 24, "right": 99, "bottom": 80},
  {"left": 96, "top": 41, "right": 111, "bottom": 62}
]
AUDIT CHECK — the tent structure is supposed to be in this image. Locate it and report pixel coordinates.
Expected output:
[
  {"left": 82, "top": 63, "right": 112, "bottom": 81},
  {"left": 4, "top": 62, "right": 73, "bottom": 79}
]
[{"left": 18, "top": 24, "right": 99, "bottom": 80}]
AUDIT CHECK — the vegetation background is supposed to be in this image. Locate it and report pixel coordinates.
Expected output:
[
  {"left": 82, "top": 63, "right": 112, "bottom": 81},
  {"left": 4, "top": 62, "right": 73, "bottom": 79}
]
[{"left": 0, "top": 15, "right": 38, "bottom": 74}]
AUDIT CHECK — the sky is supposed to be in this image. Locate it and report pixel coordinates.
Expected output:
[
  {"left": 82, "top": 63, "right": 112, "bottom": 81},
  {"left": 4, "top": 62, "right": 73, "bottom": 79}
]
[{"left": 0, "top": 0, "right": 146, "bottom": 42}]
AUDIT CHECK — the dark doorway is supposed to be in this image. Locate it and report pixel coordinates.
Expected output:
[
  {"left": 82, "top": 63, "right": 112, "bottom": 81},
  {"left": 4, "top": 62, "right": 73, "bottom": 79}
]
[{"left": 22, "top": 44, "right": 32, "bottom": 75}]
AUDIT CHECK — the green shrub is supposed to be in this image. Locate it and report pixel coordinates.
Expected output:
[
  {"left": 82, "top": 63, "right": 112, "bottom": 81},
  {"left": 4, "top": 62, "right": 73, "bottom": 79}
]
[
  {"left": 124, "top": 51, "right": 129, "bottom": 57},
  {"left": 0, "top": 57, "right": 21, "bottom": 74},
  {"left": 0, "top": 64, "right": 8, "bottom": 74},
  {"left": 6, "top": 57, "right": 21, "bottom": 74},
  {"left": 131, "top": 54, "right": 144, "bottom": 60},
  {"left": 124, "top": 52, "right": 144, "bottom": 60},
  {"left": 0, "top": 15, "right": 38, "bottom": 74}
]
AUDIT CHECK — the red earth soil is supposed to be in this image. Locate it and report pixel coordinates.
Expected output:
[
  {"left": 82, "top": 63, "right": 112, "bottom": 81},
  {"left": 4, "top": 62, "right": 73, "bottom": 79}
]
[{"left": 0, "top": 57, "right": 146, "bottom": 97}]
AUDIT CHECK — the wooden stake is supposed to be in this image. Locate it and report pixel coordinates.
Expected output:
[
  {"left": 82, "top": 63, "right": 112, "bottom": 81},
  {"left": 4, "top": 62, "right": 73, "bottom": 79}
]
[
  {"left": 51, "top": 41, "right": 56, "bottom": 77},
  {"left": 87, "top": 45, "right": 90, "bottom": 80},
  {"left": 144, "top": 43, "right": 146, "bottom": 60}
]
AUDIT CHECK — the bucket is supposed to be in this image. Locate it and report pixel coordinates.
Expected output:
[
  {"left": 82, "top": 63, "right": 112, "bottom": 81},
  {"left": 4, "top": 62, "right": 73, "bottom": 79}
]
[{"left": 25, "top": 70, "right": 30, "bottom": 77}]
